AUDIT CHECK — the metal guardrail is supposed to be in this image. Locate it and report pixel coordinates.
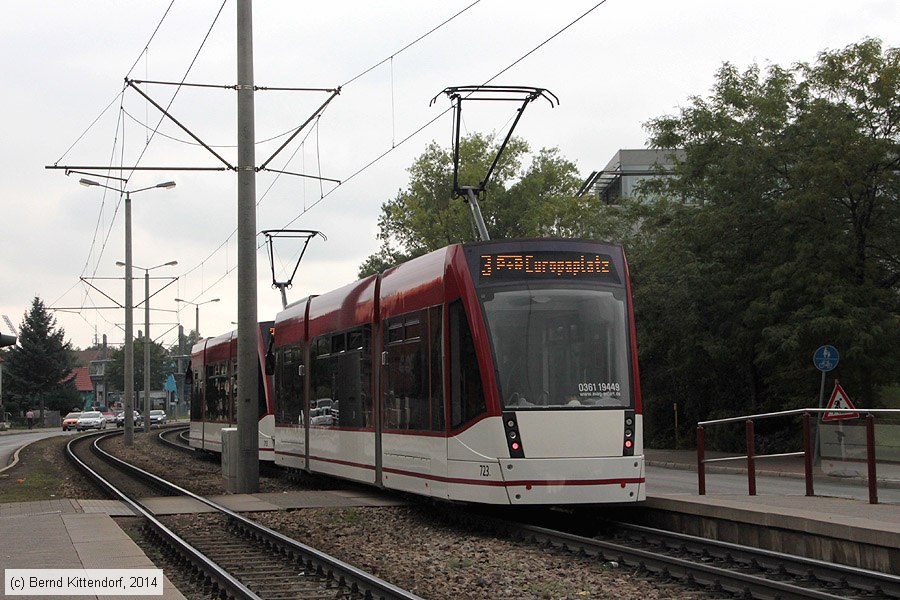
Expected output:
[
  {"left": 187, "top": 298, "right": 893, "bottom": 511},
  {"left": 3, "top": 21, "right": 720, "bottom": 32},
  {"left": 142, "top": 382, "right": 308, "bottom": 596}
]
[{"left": 696, "top": 408, "right": 900, "bottom": 504}]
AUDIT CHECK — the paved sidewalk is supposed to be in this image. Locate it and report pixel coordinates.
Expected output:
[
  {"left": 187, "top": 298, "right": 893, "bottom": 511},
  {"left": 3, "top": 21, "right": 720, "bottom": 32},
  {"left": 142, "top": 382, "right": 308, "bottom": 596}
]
[{"left": 0, "top": 510, "right": 186, "bottom": 600}]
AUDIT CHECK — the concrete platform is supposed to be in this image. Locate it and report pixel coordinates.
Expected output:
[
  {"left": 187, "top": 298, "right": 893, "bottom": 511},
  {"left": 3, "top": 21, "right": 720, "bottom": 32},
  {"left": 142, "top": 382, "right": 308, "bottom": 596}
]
[
  {"left": 0, "top": 509, "right": 186, "bottom": 600},
  {"left": 640, "top": 448, "right": 900, "bottom": 574},
  {"left": 635, "top": 493, "right": 900, "bottom": 575}
]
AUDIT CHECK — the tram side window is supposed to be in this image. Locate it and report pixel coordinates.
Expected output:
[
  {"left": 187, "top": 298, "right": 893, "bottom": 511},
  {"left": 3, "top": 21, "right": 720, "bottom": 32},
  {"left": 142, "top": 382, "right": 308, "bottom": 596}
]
[
  {"left": 429, "top": 305, "right": 445, "bottom": 431},
  {"left": 449, "top": 300, "right": 486, "bottom": 429},
  {"left": 257, "top": 363, "right": 267, "bottom": 420},
  {"left": 230, "top": 358, "right": 238, "bottom": 421},
  {"left": 190, "top": 366, "right": 203, "bottom": 421},
  {"left": 205, "top": 362, "right": 228, "bottom": 422},
  {"left": 275, "top": 346, "right": 304, "bottom": 426},
  {"left": 383, "top": 312, "right": 427, "bottom": 431},
  {"left": 310, "top": 327, "right": 372, "bottom": 428},
  {"left": 382, "top": 305, "right": 445, "bottom": 432}
]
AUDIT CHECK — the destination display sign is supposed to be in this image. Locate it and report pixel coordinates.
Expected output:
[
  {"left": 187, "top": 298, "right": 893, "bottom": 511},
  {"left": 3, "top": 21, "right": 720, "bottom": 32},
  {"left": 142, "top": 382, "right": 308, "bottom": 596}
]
[{"left": 478, "top": 251, "right": 620, "bottom": 283}]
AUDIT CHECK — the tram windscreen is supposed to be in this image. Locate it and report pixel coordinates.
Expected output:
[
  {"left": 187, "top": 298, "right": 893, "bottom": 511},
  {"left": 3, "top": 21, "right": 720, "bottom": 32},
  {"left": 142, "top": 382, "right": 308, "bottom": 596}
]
[{"left": 481, "top": 286, "right": 632, "bottom": 410}]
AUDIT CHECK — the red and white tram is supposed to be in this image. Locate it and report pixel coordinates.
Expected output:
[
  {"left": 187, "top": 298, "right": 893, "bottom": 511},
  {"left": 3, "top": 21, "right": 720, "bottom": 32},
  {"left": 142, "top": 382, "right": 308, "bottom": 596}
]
[
  {"left": 188, "top": 322, "right": 276, "bottom": 460},
  {"left": 270, "top": 239, "right": 644, "bottom": 504}
]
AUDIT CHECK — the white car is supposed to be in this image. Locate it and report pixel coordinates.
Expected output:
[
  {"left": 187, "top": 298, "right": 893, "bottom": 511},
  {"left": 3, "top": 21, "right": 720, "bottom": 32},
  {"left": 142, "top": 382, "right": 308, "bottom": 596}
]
[
  {"left": 149, "top": 410, "right": 167, "bottom": 425},
  {"left": 76, "top": 411, "right": 106, "bottom": 431}
]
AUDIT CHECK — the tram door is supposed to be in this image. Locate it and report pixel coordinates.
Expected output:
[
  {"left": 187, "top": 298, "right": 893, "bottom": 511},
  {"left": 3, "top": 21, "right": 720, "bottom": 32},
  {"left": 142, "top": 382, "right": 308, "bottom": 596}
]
[
  {"left": 380, "top": 307, "right": 446, "bottom": 497},
  {"left": 273, "top": 344, "right": 306, "bottom": 470}
]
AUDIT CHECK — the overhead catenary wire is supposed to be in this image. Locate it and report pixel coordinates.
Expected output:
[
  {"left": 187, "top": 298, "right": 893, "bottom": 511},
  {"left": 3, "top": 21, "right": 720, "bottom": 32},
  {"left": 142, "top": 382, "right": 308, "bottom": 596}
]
[
  {"left": 276, "top": 2, "right": 609, "bottom": 229},
  {"left": 176, "top": 3, "right": 487, "bottom": 297},
  {"left": 62, "top": 2, "right": 610, "bottom": 345},
  {"left": 63, "top": 0, "right": 480, "bottom": 304},
  {"left": 54, "top": 1, "right": 227, "bottom": 338},
  {"left": 184, "top": 1, "right": 613, "bottom": 310}
]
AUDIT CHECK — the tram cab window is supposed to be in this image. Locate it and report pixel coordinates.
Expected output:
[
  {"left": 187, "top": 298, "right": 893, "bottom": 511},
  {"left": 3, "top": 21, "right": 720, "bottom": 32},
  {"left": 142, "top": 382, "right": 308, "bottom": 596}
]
[
  {"left": 481, "top": 286, "right": 632, "bottom": 410},
  {"left": 382, "top": 306, "right": 444, "bottom": 432},
  {"left": 449, "top": 300, "right": 486, "bottom": 429}
]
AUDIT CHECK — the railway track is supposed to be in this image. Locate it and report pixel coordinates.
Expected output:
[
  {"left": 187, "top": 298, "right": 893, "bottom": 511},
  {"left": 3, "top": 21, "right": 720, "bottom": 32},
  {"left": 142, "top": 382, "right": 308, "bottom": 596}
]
[
  {"left": 604, "top": 520, "right": 900, "bottom": 600},
  {"left": 157, "top": 424, "right": 193, "bottom": 452},
  {"left": 470, "top": 512, "right": 900, "bottom": 600},
  {"left": 66, "top": 431, "right": 423, "bottom": 600}
]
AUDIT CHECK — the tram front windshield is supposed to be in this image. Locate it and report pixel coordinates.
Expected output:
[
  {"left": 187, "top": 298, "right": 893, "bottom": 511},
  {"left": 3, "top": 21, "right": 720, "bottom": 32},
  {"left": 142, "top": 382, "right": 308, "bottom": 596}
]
[{"left": 481, "top": 286, "right": 632, "bottom": 410}]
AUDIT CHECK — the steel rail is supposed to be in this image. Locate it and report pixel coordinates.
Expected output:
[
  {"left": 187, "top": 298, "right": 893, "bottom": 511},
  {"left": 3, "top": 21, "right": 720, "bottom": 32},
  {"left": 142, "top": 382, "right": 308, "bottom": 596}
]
[
  {"left": 65, "top": 432, "right": 262, "bottom": 600},
  {"left": 611, "top": 521, "right": 900, "bottom": 598},
  {"left": 73, "top": 431, "right": 423, "bottom": 600},
  {"left": 156, "top": 424, "right": 193, "bottom": 453},
  {"left": 500, "top": 520, "right": 861, "bottom": 600}
]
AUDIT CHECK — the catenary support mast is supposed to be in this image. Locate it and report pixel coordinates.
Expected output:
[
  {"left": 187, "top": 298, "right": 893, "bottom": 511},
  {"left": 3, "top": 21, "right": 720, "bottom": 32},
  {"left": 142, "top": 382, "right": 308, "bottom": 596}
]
[{"left": 236, "top": 0, "right": 259, "bottom": 492}]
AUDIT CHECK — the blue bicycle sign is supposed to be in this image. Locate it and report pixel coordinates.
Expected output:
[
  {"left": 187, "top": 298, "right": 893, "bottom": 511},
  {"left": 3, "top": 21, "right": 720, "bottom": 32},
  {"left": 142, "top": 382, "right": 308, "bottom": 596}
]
[{"left": 813, "top": 345, "right": 839, "bottom": 372}]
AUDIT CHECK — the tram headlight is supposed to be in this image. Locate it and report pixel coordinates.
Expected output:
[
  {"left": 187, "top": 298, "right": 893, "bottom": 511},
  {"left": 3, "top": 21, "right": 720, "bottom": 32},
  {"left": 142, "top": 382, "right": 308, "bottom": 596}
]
[
  {"left": 625, "top": 417, "right": 634, "bottom": 426},
  {"left": 508, "top": 430, "right": 517, "bottom": 440},
  {"left": 624, "top": 429, "right": 633, "bottom": 438}
]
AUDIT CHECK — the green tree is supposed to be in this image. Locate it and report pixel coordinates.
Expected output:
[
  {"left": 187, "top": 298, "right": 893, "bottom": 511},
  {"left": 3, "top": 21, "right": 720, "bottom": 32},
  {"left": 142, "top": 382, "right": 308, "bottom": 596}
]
[
  {"left": 105, "top": 339, "right": 169, "bottom": 395},
  {"left": 359, "top": 133, "right": 591, "bottom": 276},
  {"left": 2, "top": 297, "right": 76, "bottom": 421},
  {"left": 632, "top": 38, "right": 899, "bottom": 447}
]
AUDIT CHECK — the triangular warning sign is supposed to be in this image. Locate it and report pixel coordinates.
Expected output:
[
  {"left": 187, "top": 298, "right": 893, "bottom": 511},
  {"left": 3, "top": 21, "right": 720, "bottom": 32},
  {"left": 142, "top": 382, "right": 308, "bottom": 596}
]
[{"left": 822, "top": 382, "right": 859, "bottom": 421}]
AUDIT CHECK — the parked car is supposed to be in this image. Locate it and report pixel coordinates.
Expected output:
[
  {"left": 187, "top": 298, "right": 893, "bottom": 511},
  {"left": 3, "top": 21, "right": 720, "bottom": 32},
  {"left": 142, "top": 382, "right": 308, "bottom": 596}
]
[
  {"left": 149, "top": 410, "right": 167, "bottom": 425},
  {"left": 62, "top": 412, "right": 81, "bottom": 431},
  {"left": 76, "top": 411, "right": 106, "bottom": 431},
  {"left": 114, "top": 411, "right": 143, "bottom": 427}
]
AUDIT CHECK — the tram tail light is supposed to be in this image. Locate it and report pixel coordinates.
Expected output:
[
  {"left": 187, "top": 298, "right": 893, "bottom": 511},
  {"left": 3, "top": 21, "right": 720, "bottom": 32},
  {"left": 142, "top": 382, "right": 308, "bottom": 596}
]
[
  {"left": 623, "top": 410, "right": 636, "bottom": 456},
  {"left": 502, "top": 412, "right": 525, "bottom": 458}
]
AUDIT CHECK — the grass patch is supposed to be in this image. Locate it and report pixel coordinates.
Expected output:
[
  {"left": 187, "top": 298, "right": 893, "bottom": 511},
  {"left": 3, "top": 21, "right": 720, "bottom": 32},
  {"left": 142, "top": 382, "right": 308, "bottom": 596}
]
[{"left": 0, "top": 436, "right": 96, "bottom": 503}]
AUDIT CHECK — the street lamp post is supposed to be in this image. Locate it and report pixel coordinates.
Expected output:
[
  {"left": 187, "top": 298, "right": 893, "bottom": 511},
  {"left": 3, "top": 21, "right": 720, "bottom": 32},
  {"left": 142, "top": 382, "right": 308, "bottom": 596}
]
[
  {"left": 174, "top": 298, "right": 221, "bottom": 338},
  {"left": 79, "top": 178, "right": 175, "bottom": 446},
  {"left": 121, "top": 261, "right": 177, "bottom": 432}
]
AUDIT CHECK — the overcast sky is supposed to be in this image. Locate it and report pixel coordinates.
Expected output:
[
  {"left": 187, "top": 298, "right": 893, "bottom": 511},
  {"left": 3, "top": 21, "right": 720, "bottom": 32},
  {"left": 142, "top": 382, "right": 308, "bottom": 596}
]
[{"left": 1, "top": 1, "right": 897, "bottom": 351}]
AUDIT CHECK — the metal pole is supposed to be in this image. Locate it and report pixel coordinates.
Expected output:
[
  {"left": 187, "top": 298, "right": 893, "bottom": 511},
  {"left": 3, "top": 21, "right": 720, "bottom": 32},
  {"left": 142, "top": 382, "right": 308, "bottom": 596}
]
[
  {"left": 124, "top": 193, "right": 134, "bottom": 446},
  {"left": 464, "top": 187, "right": 491, "bottom": 241},
  {"left": 236, "top": 0, "right": 259, "bottom": 493},
  {"left": 178, "top": 325, "right": 185, "bottom": 419},
  {"left": 866, "top": 414, "right": 878, "bottom": 505},
  {"left": 696, "top": 426, "right": 706, "bottom": 495},
  {"left": 746, "top": 420, "right": 756, "bottom": 496},
  {"left": 143, "top": 269, "right": 151, "bottom": 433},
  {"left": 813, "top": 370, "right": 826, "bottom": 463},
  {"left": 803, "top": 413, "right": 814, "bottom": 497},
  {"left": 195, "top": 304, "right": 200, "bottom": 338}
]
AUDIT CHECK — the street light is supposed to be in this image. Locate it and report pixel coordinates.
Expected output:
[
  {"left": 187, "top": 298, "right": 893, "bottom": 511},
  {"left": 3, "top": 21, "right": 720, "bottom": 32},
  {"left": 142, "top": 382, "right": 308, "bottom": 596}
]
[
  {"left": 79, "top": 178, "right": 176, "bottom": 446},
  {"left": 174, "top": 297, "right": 220, "bottom": 338},
  {"left": 119, "top": 260, "right": 177, "bottom": 433}
]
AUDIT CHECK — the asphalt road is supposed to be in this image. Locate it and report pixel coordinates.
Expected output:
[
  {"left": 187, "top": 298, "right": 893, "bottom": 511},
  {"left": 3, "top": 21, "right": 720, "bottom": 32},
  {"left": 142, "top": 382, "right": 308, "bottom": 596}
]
[{"left": 0, "top": 429, "right": 75, "bottom": 470}]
